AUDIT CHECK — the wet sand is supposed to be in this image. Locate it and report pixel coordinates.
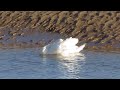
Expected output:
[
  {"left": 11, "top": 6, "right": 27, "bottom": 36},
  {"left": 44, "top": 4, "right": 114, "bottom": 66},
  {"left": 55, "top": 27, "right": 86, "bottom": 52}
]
[{"left": 0, "top": 11, "right": 120, "bottom": 51}]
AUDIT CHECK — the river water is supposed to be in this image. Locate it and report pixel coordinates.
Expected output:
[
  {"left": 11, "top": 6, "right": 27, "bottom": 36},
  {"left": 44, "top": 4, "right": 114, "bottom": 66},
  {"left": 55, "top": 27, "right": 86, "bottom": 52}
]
[{"left": 0, "top": 48, "right": 120, "bottom": 79}]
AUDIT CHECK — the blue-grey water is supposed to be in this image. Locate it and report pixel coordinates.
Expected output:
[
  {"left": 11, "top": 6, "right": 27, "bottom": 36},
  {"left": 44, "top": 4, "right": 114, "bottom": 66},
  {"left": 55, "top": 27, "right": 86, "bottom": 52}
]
[{"left": 0, "top": 48, "right": 120, "bottom": 79}]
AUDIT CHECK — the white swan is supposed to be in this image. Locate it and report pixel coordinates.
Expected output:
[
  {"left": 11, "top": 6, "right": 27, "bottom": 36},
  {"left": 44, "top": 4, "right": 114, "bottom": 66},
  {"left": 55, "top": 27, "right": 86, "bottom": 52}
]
[{"left": 40, "top": 37, "right": 86, "bottom": 56}]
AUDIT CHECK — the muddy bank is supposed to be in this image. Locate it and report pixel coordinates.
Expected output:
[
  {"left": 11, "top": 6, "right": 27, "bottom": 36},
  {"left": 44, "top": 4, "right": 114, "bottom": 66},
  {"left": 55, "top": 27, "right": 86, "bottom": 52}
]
[
  {"left": 0, "top": 28, "right": 63, "bottom": 48},
  {"left": 0, "top": 11, "right": 120, "bottom": 51}
]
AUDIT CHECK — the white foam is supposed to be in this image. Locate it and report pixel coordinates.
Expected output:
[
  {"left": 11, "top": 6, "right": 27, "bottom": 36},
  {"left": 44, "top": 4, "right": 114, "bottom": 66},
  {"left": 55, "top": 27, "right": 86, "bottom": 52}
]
[{"left": 40, "top": 37, "right": 86, "bottom": 56}]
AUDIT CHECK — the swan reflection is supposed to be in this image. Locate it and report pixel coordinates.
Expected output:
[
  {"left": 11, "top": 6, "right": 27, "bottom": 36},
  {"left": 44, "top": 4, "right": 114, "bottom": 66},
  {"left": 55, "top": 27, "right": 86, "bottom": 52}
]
[
  {"left": 57, "top": 52, "right": 86, "bottom": 78},
  {"left": 40, "top": 52, "right": 86, "bottom": 79}
]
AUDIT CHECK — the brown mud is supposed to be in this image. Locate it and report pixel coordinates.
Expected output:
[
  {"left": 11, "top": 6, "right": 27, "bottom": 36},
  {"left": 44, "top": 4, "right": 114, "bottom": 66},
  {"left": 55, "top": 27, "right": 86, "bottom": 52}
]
[{"left": 0, "top": 11, "right": 120, "bottom": 52}]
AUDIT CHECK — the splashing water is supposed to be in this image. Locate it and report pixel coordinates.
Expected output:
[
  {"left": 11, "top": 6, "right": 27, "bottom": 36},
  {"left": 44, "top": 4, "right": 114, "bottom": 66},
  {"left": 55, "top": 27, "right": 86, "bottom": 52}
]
[{"left": 40, "top": 37, "right": 86, "bottom": 56}]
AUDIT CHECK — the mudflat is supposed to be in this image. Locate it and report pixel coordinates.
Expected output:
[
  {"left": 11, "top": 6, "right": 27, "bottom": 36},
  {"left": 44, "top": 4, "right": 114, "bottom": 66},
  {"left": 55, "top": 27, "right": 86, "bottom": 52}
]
[{"left": 0, "top": 11, "right": 120, "bottom": 52}]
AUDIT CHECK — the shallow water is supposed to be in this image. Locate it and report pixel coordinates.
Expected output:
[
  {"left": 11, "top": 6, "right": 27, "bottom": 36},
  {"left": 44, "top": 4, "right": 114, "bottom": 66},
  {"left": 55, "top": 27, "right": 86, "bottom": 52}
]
[{"left": 0, "top": 48, "right": 120, "bottom": 79}]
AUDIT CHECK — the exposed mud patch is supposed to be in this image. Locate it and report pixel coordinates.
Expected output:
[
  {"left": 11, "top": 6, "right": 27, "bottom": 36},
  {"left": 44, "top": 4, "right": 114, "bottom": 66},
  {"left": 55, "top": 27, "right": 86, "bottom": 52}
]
[{"left": 0, "top": 11, "right": 120, "bottom": 51}]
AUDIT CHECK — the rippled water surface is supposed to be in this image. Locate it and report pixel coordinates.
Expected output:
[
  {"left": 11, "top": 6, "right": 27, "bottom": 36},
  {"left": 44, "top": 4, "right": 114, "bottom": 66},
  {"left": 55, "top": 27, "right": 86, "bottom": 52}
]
[{"left": 0, "top": 48, "right": 120, "bottom": 79}]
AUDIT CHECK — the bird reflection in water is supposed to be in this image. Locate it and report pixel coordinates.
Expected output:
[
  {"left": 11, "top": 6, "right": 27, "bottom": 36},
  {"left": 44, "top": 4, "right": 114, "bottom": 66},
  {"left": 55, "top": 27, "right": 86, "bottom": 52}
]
[{"left": 40, "top": 52, "right": 86, "bottom": 79}]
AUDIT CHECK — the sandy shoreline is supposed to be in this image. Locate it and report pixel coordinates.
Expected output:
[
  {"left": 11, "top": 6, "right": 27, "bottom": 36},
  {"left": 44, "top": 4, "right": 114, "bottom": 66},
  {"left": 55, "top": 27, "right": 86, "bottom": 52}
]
[{"left": 0, "top": 11, "right": 120, "bottom": 52}]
